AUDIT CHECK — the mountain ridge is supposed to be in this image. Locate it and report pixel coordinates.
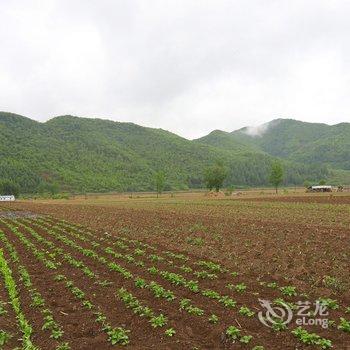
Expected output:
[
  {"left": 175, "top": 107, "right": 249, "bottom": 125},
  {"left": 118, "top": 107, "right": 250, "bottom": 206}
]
[
  {"left": 0, "top": 111, "right": 344, "bottom": 193},
  {"left": 197, "top": 118, "right": 350, "bottom": 170}
]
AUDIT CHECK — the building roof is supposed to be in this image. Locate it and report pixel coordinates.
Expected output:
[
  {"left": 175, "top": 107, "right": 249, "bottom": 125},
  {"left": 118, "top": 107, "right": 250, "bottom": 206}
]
[{"left": 311, "top": 186, "right": 332, "bottom": 189}]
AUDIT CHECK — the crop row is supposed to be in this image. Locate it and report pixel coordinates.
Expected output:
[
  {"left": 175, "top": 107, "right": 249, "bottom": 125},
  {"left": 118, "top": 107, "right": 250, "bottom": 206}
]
[
  {"left": 2, "top": 217, "right": 348, "bottom": 349},
  {"left": 14, "top": 219, "right": 222, "bottom": 334},
  {"left": 46, "top": 218, "right": 350, "bottom": 325},
  {"left": 32, "top": 218, "right": 247, "bottom": 312},
  {"left": 46, "top": 218, "right": 228, "bottom": 280},
  {"left": 0, "top": 245, "right": 36, "bottom": 349},
  {"left": 27, "top": 218, "right": 350, "bottom": 347},
  {"left": 11, "top": 218, "right": 261, "bottom": 344},
  {"left": 39, "top": 218, "right": 350, "bottom": 347},
  {"left": 0, "top": 228, "right": 69, "bottom": 349},
  {"left": 0, "top": 220, "right": 131, "bottom": 346}
]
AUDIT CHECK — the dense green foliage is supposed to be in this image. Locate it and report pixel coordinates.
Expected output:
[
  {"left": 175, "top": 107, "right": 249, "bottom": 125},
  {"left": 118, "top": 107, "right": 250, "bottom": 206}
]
[
  {"left": 155, "top": 171, "right": 166, "bottom": 197},
  {"left": 0, "top": 112, "right": 333, "bottom": 193},
  {"left": 269, "top": 161, "right": 284, "bottom": 193},
  {"left": 198, "top": 119, "right": 350, "bottom": 170},
  {"left": 204, "top": 161, "right": 228, "bottom": 192},
  {"left": 0, "top": 180, "right": 20, "bottom": 196},
  {"left": 327, "top": 169, "right": 350, "bottom": 186}
]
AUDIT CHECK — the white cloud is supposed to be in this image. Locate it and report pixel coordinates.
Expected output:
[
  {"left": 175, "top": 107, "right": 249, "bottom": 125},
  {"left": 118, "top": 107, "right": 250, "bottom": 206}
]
[
  {"left": 0, "top": 0, "right": 350, "bottom": 138},
  {"left": 243, "top": 122, "right": 271, "bottom": 137}
]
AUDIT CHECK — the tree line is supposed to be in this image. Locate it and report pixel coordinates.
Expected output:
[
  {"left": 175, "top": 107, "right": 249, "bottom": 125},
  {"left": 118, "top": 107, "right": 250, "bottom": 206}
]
[
  {"left": 0, "top": 160, "right": 326, "bottom": 197},
  {"left": 202, "top": 160, "right": 284, "bottom": 194}
]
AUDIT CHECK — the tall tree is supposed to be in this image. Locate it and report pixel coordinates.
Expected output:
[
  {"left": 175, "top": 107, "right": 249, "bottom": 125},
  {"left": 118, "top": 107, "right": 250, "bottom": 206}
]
[
  {"left": 38, "top": 182, "right": 60, "bottom": 196},
  {"left": 155, "top": 171, "right": 166, "bottom": 198},
  {"left": 303, "top": 180, "right": 311, "bottom": 188},
  {"left": 269, "top": 161, "right": 284, "bottom": 194},
  {"left": 0, "top": 180, "right": 20, "bottom": 197},
  {"left": 204, "top": 161, "right": 228, "bottom": 192}
]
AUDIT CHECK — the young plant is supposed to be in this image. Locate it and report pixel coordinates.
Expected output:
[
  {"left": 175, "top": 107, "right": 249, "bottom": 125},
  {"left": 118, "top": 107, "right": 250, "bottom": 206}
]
[
  {"left": 196, "top": 260, "right": 224, "bottom": 273},
  {"left": 279, "top": 286, "right": 297, "bottom": 297},
  {"left": 208, "top": 314, "right": 219, "bottom": 324},
  {"left": 202, "top": 289, "right": 220, "bottom": 300},
  {"left": 148, "top": 281, "right": 175, "bottom": 301},
  {"left": 234, "top": 283, "right": 247, "bottom": 293},
  {"left": 82, "top": 300, "right": 94, "bottom": 310},
  {"left": 240, "top": 335, "right": 252, "bottom": 344},
  {"left": 150, "top": 314, "right": 167, "bottom": 328},
  {"left": 338, "top": 318, "right": 350, "bottom": 333},
  {"left": 31, "top": 292, "right": 45, "bottom": 308},
  {"left": 317, "top": 298, "right": 339, "bottom": 310},
  {"left": 273, "top": 298, "right": 296, "bottom": 310},
  {"left": 98, "top": 280, "right": 112, "bottom": 287},
  {"left": 94, "top": 312, "right": 107, "bottom": 324},
  {"left": 54, "top": 274, "right": 65, "bottom": 282},
  {"left": 219, "top": 296, "right": 236, "bottom": 308},
  {"left": 0, "top": 302, "right": 7, "bottom": 316},
  {"left": 271, "top": 318, "right": 287, "bottom": 332},
  {"left": 194, "top": 270, "right": 217, "bottom": 280},
  {"left": 292, "top": 327, "right": 332, "bottom": 349},
  {"left": 225, "top": 326, "right": 241, "bottom": 340},
  {"left": 0, "top": 330, "right": 11, "bottom": 346},
  {"left": 56, "top": 342, "right": 71, "bottom": 350},
  {"left": 267, "top": 282, "right": 278, "bottom": 289},
  {"left": 147, "top": 266, "right": 159, "bottom": 275},
  {"left": 0, "top": 248, "right": 35, "bottom": 349},
  {"left": 164, "top": 328, "right": 176, "bottom": 337},
  {"left": 51, "top": 328, "right": 64, "bottom": 340},
  {"left": 134, "top": 248, "right": 145, "bottom": 256},
  {"left": 179, "top": 299, "right": 204, "bottom": 316},
  {"left": 42, "top": 314, "right": 55, "bottom": 330},
  {"left": 134, "top": 277, "right": 147, "bottom": 288},
  {"left": 239, "top": 306, "right": 255, "bottom": 317},
  {"left": 107, "top": 327, "right": 130, "bottom": 345}
]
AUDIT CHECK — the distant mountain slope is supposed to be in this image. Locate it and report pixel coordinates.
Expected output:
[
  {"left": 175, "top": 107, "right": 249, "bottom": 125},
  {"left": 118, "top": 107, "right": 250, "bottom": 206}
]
[
  {"left": 196, "top": 130, "right": 263, "bottom": 154},
  {"left": 232, "top": 119, "right": 331, "bottom": 157},
  {"left": 288, "top": 123, "right": 350, "bottom": 169},
  {"left": 198, "top": 118, "right": 350, "bottom": 171},
  {"left": 0, "top": 112, "right": 330, "bottom": 193}
]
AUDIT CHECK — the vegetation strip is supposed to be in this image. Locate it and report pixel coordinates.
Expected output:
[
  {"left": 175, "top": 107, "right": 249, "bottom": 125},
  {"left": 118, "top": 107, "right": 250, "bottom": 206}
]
[
  {"left": 0, "top": 220, "right": 131, "bottom": 347},
  {"left": 34, "top": 218, "right": 241, "bottom": 311},
  {"left": 0, "top": 229, "right": 69, "bottom": 349},
  {"left": 0, "top": 208, "right": 347, "bottom": 349},
  {"left": 0, "top": 246, "right": 37, "bottom": 349}
]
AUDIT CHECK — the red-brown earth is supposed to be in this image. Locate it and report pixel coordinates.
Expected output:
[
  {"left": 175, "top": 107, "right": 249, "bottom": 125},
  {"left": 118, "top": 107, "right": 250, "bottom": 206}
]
[{"left": 0, "top": 195, "right": 349, "bottom": 349}]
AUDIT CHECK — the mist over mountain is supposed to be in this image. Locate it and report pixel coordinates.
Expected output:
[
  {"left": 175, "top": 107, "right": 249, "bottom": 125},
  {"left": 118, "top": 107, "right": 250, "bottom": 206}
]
[
  {"left": 1, "top": 112, "right": 346, "bottom": 193},
  {"left": 197, "top": 118, "right": 350, "bottom": 170}
]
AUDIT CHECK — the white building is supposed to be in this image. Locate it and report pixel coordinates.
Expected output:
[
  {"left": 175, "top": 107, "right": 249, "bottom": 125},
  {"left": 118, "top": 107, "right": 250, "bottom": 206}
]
[
  {"left": 309, "top": 186, "right": 332, "bottom": 192},
  {"left": 0, "top": 195, "right": 15, "bottom": 201}
]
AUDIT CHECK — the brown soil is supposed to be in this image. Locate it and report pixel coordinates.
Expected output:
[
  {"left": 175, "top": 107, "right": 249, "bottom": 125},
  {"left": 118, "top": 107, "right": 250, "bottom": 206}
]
[
  {"left": 242, "top": 194, "right": 350, "bottom": 205},
  {"left": 1, "top": 199, "right": 349, "bottom": 349},
  {"left": 0, "top": 275, "right": 22, "bottom": 349},
  {"left": 24, "top": 217, "right": 294, "bottom": 348}
]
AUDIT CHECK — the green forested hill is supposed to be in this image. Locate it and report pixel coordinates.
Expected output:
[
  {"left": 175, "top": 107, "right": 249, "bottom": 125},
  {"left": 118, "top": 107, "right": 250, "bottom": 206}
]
[
  {"left": 288, "top": 123, "right": 350, "bottom": 169},
  {"left": 198, "top": 118, "right": 350, "bottom": 172},
  {"left": 231, "top": 119, "right": 332, "bottom": 158},
  {"left": 0, "top": 112, "right": 332, "bottom": 193},
  {"left": 195, "top": 130, "right": 263, "bottom": 154}
]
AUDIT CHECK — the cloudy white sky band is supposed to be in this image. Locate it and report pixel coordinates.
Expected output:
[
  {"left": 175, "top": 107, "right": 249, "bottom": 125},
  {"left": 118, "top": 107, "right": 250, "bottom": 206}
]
[{"left": 1, "top": 0, "right": 350, "bottom": 139}]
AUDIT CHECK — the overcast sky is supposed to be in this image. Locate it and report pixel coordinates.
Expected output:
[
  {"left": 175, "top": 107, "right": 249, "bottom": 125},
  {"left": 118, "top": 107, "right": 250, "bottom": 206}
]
[{"left": 1, "top": 0, "right": 350, "bottom": 139}]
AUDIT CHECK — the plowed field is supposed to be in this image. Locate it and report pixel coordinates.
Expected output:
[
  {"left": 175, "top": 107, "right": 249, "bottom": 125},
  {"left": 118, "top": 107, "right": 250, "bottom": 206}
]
[{"left": 1, "top": 194, "right": 349, "bottom": 349}]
